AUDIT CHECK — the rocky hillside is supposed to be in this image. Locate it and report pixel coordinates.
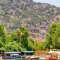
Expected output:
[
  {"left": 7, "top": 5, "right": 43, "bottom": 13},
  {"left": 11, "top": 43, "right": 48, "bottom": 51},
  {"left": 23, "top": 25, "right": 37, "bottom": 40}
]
[{"left": 0, "top": 0, "right": 60, "bottom": 40}]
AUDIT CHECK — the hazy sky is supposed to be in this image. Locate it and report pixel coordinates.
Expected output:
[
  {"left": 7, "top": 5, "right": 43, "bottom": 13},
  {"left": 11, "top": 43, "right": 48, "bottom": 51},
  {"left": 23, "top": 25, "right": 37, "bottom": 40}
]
[{"left": 33, "top": 0, "right": 60, "bottom": 7}]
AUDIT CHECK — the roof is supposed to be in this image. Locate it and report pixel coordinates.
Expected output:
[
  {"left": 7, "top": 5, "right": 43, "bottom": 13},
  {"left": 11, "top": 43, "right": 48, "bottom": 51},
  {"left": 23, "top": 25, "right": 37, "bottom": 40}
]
[
  {"left": 4, "top": 52, "right": 21, "bottom": 54},
  {"left": 23, "top": 51, "right": 35, "bottom": 53},
  {"left": 1, "top": 51, "right": 35, "bottom": 54}
]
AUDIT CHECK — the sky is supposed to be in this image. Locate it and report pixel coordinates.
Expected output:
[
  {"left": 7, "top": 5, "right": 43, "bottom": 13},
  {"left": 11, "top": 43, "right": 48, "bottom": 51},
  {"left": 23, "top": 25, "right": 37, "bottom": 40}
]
[{"left": 33, "top": 0, "right": 60, "bottom": 7}]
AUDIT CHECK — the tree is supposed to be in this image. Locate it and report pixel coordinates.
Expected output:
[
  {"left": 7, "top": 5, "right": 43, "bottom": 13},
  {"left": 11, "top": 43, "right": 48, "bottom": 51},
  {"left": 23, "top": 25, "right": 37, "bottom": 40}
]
[
  {"left": 0, "top": 24, "right": 6, "bottom": 51},
  {"left": 5, "top": 41, "right": 19, "bottom": 52},
  {"left": 0, "top": 24, "right": 45, "bottom": 51},
  {"left": 0, "top": 24, "right": 6, "bottom": 43},
  {"left": 10, "top": 26, "right": 34, "bottom": 51},
  {"left": 45, "top": 22, "right": 60, "bottom": 49},
  {"left": 16, "top": 26, "right": 30, "bottom": 50}
]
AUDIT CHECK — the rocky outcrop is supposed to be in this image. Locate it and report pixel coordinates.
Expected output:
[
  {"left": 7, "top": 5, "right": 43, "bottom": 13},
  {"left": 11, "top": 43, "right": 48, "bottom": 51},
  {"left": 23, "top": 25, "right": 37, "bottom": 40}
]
[{"left": 0, "top": 0, "right": 60, "bottom": 40}]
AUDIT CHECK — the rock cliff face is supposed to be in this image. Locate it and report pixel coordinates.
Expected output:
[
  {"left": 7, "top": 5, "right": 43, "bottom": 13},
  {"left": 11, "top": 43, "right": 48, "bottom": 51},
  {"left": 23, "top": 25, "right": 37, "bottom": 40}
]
[
  {"left": 0, "top": 0, "right": 33, "bottom": 4},
  {"left": 0, "top": 0, "right": 60, "bottom": 40},
  {"left": 0, "top": 0, "right": 8, "bottom": 4}
]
